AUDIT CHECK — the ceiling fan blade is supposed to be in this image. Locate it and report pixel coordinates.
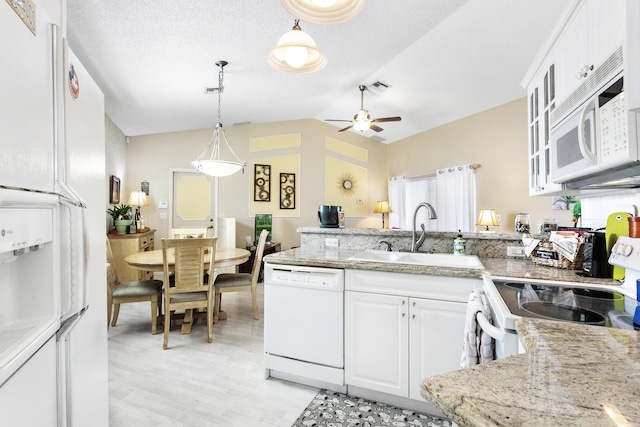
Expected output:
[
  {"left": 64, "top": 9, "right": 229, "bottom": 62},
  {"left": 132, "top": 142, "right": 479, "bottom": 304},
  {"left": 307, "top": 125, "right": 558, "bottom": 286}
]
[
  {"left": 371, "top": 116, "right": 402, "bottom": 123},
  {"left": 370, "top": 124, "right": 384, "bottom": 132},
  {"left": 325, "top": 119, "right": 353, "bottom": 122},
  {"left": 338, "top": 124, "right": 354, "bottom": 132}
]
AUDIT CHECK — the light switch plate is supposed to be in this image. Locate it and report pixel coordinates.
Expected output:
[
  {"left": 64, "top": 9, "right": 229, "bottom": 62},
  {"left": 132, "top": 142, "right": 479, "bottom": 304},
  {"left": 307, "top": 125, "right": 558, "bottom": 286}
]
[{"left": 158, "top": 201, "right": 168, "bottom": 209}]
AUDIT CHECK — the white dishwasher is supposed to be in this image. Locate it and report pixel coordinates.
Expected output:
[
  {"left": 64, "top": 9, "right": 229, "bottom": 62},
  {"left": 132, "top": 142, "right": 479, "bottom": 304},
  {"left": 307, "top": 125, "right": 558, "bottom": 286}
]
[{"left": 264, "top": 263, "right": 345, "bottom": 391}]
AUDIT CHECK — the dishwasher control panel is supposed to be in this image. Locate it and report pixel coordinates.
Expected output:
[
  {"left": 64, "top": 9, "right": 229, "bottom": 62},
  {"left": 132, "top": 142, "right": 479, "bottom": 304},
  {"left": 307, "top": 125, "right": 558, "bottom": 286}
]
[{"left": 264, "top": 263, "right": 344, "bottom": 291}]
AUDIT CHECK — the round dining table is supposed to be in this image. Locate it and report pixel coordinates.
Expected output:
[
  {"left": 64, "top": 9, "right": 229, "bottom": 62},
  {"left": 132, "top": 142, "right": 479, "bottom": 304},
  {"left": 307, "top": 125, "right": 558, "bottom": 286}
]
[{"left": 124, "top": 247, "right": 250, "bottom": 333}]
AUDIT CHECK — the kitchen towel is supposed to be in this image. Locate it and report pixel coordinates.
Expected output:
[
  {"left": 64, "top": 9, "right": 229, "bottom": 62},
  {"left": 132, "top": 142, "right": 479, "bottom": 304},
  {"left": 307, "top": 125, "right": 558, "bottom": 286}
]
[{"left": 460, "top": 290, "right": 494, "bottom": 368}]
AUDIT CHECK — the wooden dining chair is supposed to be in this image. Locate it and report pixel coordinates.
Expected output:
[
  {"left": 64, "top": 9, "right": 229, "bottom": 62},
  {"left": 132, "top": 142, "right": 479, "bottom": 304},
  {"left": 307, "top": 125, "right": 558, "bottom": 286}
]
[
  {"left": 161, "top": 237, "right": 217, "bottom": 350},
  {"left": 171, "top": 227, "right": 208, "bottom": 239},
  {"left": 212, "top": 229, "right": 269, "bottom": 323},
  {"left": 106, "top": 238, "right": 163, "bottom": 334}
]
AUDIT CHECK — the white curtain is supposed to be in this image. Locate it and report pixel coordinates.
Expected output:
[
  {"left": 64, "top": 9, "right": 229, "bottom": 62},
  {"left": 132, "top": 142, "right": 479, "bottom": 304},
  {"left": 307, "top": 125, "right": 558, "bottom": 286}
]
[
  {"left": 436, "top": 165, "right": 476, "bottom": 232},
  {"left": 387, "top": 176, "right": 406, "bottom": 229}
]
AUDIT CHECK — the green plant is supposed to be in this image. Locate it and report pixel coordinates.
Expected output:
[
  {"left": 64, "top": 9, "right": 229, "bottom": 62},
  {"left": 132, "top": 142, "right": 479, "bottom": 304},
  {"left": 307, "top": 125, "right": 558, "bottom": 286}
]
[{"left": 106, "top": 204, "right": 131, "bottom": 220}]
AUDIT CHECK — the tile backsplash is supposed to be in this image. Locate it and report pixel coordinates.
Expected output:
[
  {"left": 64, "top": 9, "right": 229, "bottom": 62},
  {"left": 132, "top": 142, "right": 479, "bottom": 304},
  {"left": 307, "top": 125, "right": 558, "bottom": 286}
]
[{"left": 580, "top": 191, "right": 640, "bottom": 230}]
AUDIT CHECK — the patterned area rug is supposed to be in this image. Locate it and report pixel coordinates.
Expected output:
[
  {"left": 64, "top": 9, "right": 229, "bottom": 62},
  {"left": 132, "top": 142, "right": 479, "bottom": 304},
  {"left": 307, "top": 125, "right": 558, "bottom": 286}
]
[{"left": 291, "top": 389, "right": 453, "bottom": 427}]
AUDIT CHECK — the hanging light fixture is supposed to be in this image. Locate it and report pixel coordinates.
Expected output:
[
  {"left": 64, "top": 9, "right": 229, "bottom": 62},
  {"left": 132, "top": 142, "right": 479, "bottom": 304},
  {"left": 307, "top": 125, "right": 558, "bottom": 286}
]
[
  {"left": 266, "top": 20, "right": 327, "bottom": 74},
  {"left": 280, "top": 0, "right": 366, "bottom": 25},
  {"left": 192, "top": 61, "right": 246, "bottom": 177}
]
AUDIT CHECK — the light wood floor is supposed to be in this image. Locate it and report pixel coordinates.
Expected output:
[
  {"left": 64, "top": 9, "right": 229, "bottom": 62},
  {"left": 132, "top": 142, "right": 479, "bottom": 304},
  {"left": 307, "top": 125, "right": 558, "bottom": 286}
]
[{"left": 108, "top": 282, "right": 318, "bottom": 426}]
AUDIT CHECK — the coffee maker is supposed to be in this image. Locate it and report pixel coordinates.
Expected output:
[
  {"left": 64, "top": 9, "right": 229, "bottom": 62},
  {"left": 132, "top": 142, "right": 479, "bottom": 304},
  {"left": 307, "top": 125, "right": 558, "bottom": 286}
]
[{"left": 581, "top": 229, "right": 612, "bottom": 278}]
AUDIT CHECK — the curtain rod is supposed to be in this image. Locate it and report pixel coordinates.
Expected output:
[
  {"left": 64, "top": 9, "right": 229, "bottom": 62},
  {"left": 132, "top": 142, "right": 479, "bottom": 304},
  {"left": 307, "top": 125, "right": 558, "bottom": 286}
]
[{"left": 407, "top": 163, "right": 481, "bottom": 180}]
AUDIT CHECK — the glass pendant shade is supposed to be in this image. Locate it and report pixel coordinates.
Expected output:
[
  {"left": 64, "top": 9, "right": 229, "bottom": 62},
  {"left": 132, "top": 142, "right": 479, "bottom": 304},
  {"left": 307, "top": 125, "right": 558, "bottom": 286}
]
[
  {"left": 267, "top": 21, "right": 327, "bottom": 74},
  {"left": 280, "top": 0, "right": 367, "bottom": 25},
  {"left": 192, "top": 61, "right": 246, "bottom": 177},
  {"left": 192, "top": 124, "right": 245, "bottom": 177}
]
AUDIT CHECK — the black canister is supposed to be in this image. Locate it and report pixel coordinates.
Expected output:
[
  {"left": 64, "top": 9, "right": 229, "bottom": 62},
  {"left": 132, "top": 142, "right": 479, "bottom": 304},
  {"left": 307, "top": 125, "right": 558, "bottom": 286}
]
[
  {"left": 581, "top": 230, "right": 612, "bottom": 278},
  {"left": 318, "top": 205, "right": 341, "bottom": 228}
]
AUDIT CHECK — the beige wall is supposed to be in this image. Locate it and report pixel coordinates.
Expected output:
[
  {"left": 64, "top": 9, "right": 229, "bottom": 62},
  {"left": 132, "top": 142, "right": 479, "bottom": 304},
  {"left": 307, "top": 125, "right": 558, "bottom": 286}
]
[
  {"left": 387, "top": 98, "right": 573, "bottom": 232},
  {"left": 105, "top": 115, "right": 127, "bottom": 233},
  {"left": 125, "top": 119, "right": 388, "bottom": 250}
]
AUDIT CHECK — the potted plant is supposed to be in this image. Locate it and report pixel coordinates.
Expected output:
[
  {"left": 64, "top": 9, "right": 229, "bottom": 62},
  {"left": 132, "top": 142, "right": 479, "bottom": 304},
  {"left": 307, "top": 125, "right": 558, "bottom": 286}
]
[{"left": 107, "top": 204, "right": 132, "bottom": 234}]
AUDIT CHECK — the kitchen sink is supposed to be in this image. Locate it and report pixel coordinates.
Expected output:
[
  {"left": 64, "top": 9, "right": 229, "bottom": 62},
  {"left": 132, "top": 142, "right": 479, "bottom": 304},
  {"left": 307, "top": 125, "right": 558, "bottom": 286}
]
[{"left": 348, "top": 250, "right": 484, "bottom": 269}]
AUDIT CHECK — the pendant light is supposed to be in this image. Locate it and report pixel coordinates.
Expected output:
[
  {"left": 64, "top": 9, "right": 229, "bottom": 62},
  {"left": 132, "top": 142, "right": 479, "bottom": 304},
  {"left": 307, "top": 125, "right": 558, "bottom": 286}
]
[
  {"left": 280, "top": 0, "right": 366, "bottom": 25},
  {"left": 266, "top": 20, "right": 327, "bottom": 74},
  {"left": 192, "top": 61, "right": 246, "bottom": 177}
]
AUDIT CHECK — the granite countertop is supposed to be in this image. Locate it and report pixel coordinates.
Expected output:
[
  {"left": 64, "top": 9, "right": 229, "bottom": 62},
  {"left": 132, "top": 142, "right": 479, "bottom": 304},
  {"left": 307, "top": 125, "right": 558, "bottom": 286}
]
[
  {"left": 421, "top": 318, "right": 640, "bottom": 426},
  {"left": 263, "top": 247, "right": 620, "bottom": 287},
  {"left": 265, "top": 247, "right": 636, "bottom": 425}
]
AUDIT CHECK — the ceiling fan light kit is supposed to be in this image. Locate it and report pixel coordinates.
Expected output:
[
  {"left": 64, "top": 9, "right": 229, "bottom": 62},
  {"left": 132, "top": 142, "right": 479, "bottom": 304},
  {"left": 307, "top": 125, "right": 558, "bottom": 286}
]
[
  {"left": 325, "top": 85, "right": 401, "bottom": 133},
  {"left": 192, "top": 61, "right": 246, "bottom": 177},
  {"left": 280, "top": 0, "right": 367, "bottom": 25},
  {"left": 267, "top": 20, "right": 327, "bottom": 74}
]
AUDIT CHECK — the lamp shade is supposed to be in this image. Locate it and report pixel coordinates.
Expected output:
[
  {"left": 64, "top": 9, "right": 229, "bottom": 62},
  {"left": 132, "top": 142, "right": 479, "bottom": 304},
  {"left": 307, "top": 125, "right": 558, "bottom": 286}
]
[
  {"left": 280, "top": 0, "right": 367, "bottom": 25},
  {"left": 373, "top": 201, "right": 392, "bottom": 214},
  {"left": 266, "top": 21, "right": 327, "bottom": 74},
  {"left": 127, "top": 191, "right": 148, "bottom": 207},
  {"left": 476, "top": 209, "right": 498, "bottom": 231}
]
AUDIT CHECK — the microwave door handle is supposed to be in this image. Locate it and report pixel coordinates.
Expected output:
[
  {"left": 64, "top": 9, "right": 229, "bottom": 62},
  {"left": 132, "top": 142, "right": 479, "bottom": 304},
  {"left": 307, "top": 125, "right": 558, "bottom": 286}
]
[{"left": 578, "top": 98, "right": 598, "bottom": 164}]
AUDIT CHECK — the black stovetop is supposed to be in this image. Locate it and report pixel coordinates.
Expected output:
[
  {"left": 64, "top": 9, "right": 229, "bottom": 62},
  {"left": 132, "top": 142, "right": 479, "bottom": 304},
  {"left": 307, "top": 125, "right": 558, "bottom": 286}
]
[{"left": 491, "top": 280, "right": 637, "bottom": 330}]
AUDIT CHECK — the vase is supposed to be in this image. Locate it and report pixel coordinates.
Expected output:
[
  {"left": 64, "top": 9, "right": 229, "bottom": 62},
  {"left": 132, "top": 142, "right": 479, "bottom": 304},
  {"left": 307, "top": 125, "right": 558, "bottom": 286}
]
[{"left": 114, "top": 219, "right": 130, "bottom": 235}]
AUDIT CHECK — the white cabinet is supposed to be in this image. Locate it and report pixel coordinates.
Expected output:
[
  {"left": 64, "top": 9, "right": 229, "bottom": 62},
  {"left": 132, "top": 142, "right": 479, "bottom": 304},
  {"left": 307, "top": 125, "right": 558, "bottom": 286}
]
[
  {"left": 527, "top": 58, "right": 564, "bottom": 195},
  {"left": 555, "top": 0, "right": 624, "bottom": 101},
  {"left": 408, "top": 298, "right": 467, "bottom": 400},
  {"left": 344, "top": 269, "right": 476, "bottom": 401}
]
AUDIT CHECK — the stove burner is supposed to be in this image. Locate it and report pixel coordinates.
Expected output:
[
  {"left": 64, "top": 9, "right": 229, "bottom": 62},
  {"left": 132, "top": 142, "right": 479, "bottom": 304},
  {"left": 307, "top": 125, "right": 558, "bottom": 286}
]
[{"left": 520, "top": 301, "right": 605, "bottom": 325}]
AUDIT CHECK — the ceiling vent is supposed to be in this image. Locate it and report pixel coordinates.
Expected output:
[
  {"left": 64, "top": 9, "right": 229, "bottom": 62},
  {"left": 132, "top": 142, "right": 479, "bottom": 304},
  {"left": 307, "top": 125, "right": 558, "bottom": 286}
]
[{"left": 369, "top": 81, "right": 390, "bottom": 92}]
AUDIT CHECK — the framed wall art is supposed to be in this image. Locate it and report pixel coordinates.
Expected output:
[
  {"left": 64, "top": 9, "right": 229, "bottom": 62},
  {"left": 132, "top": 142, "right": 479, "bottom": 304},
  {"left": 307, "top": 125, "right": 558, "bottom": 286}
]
[
  {"left": 110, "top": 175, "right": 120, "bottom": 204},
  {"left": 280, "top": 173, "right": 295, "bottom": 209},
  {"left": 254, "top": 164, "right": 271, "bottom": 202}
]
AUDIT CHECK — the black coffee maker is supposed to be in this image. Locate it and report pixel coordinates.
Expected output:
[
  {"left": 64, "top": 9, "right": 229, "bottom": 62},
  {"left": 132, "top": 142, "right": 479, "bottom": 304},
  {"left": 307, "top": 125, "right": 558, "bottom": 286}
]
[
  {"left": 318, "top": 205, "right": 341, "bottom": 228},
  {"left": 581, "top": 229, "right": 612, "bottom": 278}
]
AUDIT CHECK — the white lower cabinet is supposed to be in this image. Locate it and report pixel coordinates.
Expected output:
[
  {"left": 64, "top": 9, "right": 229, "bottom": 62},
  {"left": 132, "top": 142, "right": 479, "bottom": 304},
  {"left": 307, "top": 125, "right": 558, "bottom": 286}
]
[{"left": 344, "top": 269, "right": 475, "bottom": 401}]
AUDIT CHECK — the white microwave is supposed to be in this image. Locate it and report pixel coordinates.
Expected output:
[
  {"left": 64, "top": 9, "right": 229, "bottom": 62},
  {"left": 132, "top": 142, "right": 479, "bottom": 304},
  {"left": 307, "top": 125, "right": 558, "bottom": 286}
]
[{"left": 550, "top": 75, "right": 640, "bottom": 188}]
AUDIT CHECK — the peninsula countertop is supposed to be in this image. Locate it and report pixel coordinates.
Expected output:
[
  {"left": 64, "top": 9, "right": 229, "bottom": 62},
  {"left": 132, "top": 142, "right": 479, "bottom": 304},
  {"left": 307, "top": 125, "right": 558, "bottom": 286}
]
[
  {"left": 421, "top": 318, "right": 640, "bottom": 426},
  {"left": 263, "top": 247, "right": 619, "bottom": 286}
]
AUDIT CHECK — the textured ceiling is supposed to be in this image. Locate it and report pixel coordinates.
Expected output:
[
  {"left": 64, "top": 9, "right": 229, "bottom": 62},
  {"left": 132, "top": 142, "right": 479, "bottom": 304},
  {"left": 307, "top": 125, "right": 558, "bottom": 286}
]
[{"left": 66, "top": 0, "right": 569, "bottom": 144}]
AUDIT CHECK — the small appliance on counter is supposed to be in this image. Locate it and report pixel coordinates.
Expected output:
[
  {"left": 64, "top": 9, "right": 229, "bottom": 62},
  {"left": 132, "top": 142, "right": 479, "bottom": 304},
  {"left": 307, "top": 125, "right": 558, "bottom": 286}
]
[
  {"left": 579, "top": 229, "right": 612, "bottom": 279},
  {"left": 318, "top": 205, "right": 341, "bottom": 228}
]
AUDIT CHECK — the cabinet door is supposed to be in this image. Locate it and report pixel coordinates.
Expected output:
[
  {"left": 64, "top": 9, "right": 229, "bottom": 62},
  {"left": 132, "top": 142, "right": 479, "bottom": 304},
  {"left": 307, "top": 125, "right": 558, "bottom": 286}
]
[
  {"left": 588, "top": 0, "right": 624, "bottom": 72},
  {"left": 556, "top": 2, "right": 589, "bottom": 100},
  {"left": 408, "top": 298, "right": 467, "bottom": 401},
  {"left": 345, "top": 291, "right": 409, "bottom": 397}
]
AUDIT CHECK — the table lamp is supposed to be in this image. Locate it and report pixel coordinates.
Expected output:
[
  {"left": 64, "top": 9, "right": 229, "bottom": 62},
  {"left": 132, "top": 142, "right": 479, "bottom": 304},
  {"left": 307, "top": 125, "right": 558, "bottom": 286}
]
[
  {"left": 127, "top": 191, "right": 148, "bottom": 231},
  {"left": 476, "top": 209, "right": 499, "bottom": 232},
  {"left": 373, "top": 201, "right": 392, "bottom": 229}
]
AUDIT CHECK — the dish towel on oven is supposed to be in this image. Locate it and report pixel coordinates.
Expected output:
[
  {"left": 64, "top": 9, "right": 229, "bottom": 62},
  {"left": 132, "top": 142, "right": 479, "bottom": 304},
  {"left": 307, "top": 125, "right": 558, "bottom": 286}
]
[{"left": 460, "top": 290, "right": 494, "bottom": 368}]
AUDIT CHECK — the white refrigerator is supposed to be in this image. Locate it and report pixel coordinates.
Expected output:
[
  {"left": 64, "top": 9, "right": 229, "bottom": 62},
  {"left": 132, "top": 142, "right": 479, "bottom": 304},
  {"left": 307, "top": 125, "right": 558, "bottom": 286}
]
[{"left": 0, "top": 1, "right": 109, "bottom": 425}]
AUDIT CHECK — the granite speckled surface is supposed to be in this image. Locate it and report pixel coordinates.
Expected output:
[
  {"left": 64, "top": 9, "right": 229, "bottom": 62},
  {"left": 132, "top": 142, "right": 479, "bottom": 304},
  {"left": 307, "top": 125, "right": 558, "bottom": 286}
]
[
  {"left": 264, "top": 244, "right": 634, "bottom": 426},
  {"left": 421, "top": 318, "right": 640, "bottom": 426}
]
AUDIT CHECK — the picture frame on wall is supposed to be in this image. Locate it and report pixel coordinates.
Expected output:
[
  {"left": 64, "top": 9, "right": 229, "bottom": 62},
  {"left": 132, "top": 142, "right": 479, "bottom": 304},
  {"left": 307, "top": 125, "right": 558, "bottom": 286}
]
[
  {"left": 255, "top": 214, "right": 272, "bottom": 244},
  {"left": 254, "top": 164, "right": 271, "bottom": 202},
  {"left": 280, "top": 173, "right": 295, "bottom": 209},
  {"left": 110, "top": 175, "right": 120, "bottom": 204}
]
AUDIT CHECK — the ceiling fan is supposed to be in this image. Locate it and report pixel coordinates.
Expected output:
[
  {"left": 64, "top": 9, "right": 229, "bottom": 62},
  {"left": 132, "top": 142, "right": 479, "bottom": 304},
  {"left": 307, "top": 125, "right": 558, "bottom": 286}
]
[{"left": 325, "top": 85, "right": 401, "bottom": 132}]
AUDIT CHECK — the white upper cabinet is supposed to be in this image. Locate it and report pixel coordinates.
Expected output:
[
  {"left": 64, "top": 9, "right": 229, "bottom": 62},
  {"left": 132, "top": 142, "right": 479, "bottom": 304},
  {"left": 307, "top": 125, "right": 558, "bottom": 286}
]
[{"left": 555, "top": 0, "right": 625, "bottom": 102}]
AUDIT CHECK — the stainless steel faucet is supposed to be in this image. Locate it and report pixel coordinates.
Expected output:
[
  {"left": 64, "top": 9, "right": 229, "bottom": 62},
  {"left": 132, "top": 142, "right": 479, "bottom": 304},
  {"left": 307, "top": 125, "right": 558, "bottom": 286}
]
[{"left": 411, "top": 202, "right": 437, "bottom": 252}]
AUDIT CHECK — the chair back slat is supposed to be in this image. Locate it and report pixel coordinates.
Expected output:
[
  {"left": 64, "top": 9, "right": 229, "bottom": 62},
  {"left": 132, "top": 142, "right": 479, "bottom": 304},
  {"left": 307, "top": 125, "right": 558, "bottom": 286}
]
[
  {"left": 251, "top": 229, "right": 270, "bottom": 283},
  {"left": 162, "top": 237, "right": 217, "bottom": 295}
]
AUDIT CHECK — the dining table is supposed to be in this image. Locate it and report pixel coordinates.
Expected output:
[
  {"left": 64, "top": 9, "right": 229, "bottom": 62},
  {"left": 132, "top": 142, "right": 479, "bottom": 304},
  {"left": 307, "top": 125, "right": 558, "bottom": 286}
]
[{"left": 125, "top": 247, "right": 250, "bottom": 334}]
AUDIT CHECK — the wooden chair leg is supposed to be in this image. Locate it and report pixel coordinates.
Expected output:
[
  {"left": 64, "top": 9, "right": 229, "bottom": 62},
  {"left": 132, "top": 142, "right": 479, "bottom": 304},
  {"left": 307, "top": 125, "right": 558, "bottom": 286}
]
[
  {"left": 251, "top": 285, "right": 259, "bottom": 320},
  {"left": 107, "top": 298, "right": 113, "bottom": 329},
  {"left": 151, "top": 297, "right": 158, "bottom": 335},
  {"left": 163, "top": 303, "right": 171, "bottom": 350},
  {"left": 111, "top": 303, "right": 121, "bottom": 327},
  {"left": 213, "top": 292, "right": 221, "bottom": 324},
  {"left": 207, "top": 297, "right": 213, "bottom": 343}
]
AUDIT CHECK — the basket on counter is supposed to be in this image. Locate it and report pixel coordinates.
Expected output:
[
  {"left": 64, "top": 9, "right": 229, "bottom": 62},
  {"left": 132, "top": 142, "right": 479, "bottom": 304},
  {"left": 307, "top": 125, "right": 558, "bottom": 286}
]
[{"left": 530, "top": 240, "right": 585, "bottom": 270}]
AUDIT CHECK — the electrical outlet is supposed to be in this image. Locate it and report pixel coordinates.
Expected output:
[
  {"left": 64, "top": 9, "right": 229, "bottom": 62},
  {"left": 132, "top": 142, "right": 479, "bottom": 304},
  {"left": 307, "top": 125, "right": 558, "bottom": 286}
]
[
  {"left": 326, "top": 238, "right": 339, "bottom": 247},
  {"left": 507, "top": 246, "right": 526, "bottom": 257},
  {"left": 496, "top": 214, "right": 502, "bottom": 223},
  {"left": 159, "top": 212, "right": 167, "bottom": 220}
]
